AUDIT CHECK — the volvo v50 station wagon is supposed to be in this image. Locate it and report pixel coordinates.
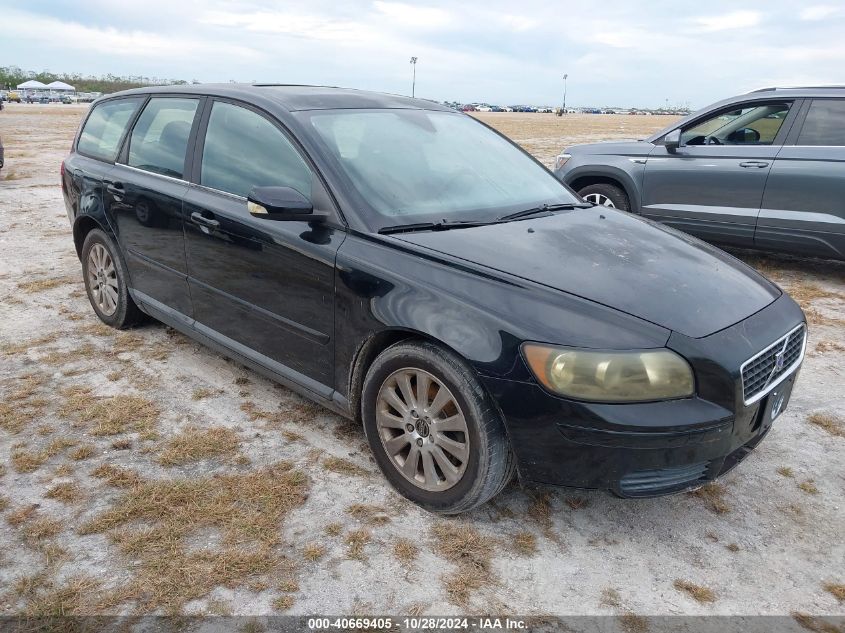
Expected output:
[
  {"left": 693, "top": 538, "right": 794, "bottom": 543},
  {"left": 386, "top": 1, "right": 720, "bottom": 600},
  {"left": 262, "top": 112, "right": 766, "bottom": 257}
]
[{"left": 62, "top": 85, "right": 807, "bottom": 513}]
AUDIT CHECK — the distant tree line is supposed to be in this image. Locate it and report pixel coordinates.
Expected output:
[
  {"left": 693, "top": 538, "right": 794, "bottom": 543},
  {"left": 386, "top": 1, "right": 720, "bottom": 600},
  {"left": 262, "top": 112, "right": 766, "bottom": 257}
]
[{"left": 0, "top": 66, "right": 195, "bottom": 93}]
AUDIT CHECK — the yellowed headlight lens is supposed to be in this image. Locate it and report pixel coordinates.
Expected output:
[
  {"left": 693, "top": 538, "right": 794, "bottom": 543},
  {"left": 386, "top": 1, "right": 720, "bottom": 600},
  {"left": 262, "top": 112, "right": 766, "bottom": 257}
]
[{"left": 523, "top": 344, "right": 694, "bottom": 402}]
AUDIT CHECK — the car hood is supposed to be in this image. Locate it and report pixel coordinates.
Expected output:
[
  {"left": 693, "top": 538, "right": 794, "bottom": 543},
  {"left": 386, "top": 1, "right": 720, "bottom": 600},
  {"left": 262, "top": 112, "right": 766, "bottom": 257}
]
[
  {"left": 394, "top": 207, "right": 780, "bottom": 339},
  {"left": 567, "top": 140, "right": 654, "bottom": 156}
]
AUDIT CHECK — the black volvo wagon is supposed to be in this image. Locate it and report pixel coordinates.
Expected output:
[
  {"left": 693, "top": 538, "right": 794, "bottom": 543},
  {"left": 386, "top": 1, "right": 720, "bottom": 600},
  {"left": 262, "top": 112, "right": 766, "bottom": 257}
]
[{"left": 61, "top": 85, "right": 806, "bottom": 513}]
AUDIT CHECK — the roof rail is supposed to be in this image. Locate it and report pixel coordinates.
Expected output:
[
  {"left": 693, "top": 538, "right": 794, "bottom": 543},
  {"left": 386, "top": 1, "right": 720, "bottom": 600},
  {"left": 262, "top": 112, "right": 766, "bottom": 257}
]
[{"left": 749, "top": 85, "right": 845, "bottom": 92}]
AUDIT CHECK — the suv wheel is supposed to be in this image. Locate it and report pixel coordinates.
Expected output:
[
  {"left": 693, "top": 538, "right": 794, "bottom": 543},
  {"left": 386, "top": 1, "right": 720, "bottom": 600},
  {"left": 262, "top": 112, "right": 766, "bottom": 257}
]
[
  {"left": 361, "top": 341, "right": 515, "bottom": 514},
  {"left": 578, "top": 183, "right": 629, "bottom": 211},
  {"left": 81, "top": 228, "right": 144, "bottom": 328}
]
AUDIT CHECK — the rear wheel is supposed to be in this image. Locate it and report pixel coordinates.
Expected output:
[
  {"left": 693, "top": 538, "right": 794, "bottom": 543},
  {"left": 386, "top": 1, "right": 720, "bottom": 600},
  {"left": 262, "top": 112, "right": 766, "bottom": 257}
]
[
  {"left": 578, "top": 183, "right": 629, "bottom": 211},
  {"left": 81, "top": 228, "right": 144, "bottom": 329},
  {"left": 362, "top": 341, "right": 515, "bottom": 514}
]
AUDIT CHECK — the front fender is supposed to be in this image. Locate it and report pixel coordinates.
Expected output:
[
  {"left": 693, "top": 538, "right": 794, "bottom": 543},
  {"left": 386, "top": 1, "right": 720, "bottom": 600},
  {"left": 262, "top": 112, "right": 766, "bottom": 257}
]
[{"left": 562, "top": 162, "right": 644, "bottom": 213}]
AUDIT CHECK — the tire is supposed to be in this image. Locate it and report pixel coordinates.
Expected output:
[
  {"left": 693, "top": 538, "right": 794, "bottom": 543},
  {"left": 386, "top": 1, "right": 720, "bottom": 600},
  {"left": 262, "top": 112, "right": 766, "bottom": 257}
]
[
  {"left": 361, "top": 341, "right": 516, "bottom": 514},
  {"left": 80, "top": 228, "right": 144, "bottom": 329},
  {"left": 578, "top": 183, "right": 630, "bottom": 211}
]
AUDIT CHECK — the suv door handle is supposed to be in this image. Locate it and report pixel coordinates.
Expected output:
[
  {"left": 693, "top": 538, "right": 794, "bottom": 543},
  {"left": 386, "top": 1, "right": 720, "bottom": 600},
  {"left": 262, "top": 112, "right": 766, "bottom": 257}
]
[
  {"left": 739, "top": 161, "right": 769, "bottom": 168},
  {"left": 105, "top": 181, "right": 125, "bottom": 200},
  {"left": 191, "top": 211, "right": 220, "bottom": 229}
]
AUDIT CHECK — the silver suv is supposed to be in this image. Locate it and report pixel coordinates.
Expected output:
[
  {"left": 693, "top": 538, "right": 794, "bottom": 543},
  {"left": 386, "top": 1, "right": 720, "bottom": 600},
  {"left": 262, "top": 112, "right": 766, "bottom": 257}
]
[{"left": 555, "top": 87, "right": 845, "bottom": 260}]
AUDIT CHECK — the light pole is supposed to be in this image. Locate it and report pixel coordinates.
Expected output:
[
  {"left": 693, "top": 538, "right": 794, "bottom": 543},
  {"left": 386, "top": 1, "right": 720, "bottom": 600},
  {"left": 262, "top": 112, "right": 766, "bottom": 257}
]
[
  {"left": 410, "top": 57, "right": 418, "bottom": 98},
  {"left": 561, "top": 73, "right": 568, "bottom": 115}
]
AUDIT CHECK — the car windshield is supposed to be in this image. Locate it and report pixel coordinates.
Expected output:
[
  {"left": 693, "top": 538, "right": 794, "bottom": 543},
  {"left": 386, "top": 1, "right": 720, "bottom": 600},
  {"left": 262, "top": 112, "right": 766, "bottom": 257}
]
[{"left": 302, "top": 109, "right": 580, "bottom": 228}]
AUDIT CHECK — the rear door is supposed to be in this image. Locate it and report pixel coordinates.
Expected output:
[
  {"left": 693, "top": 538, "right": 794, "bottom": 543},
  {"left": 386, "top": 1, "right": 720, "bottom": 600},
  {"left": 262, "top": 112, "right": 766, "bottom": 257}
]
[
  {"left": 106, "top": 96, "right": 203, "bottom": 316},
  {"left": 756, "top": 98, "right": 845, "bottom": 259},
  {"left": 642, "top": 100, "right": 799, "bottom": 246},
  {"left": 183, "top": 99, "right": 345, "bottom": 392}
]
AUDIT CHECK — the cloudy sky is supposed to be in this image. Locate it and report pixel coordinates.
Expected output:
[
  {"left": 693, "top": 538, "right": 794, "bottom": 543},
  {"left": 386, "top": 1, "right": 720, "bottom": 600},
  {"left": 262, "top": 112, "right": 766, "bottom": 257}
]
[{"left": 2, "top": 0, "right": 843, "bottom": 108}]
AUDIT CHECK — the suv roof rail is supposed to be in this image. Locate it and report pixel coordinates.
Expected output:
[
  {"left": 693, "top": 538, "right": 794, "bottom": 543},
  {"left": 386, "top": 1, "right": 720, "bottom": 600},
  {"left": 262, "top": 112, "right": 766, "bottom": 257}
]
[{"left": 749, "top": 85, "right": 845, "bottom": 92}]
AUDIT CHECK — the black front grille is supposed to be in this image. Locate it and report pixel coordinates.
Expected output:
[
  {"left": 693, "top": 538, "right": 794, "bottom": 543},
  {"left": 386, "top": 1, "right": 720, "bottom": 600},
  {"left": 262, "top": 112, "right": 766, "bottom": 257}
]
[
  {"left": 741, "top": 325, "right": 805, "bottom": 403},
  {"left": 619, "top": 461, "right": 709, "bottom": 496}
]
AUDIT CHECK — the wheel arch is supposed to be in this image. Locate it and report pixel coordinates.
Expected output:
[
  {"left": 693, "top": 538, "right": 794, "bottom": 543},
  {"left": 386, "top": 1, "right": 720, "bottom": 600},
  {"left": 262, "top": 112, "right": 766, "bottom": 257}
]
[
  {"left": 566, "top": 167, "right": 641, "bottom": 213},
  {"left": 72, "top": 214, "right": 108, "bottom": 259}
]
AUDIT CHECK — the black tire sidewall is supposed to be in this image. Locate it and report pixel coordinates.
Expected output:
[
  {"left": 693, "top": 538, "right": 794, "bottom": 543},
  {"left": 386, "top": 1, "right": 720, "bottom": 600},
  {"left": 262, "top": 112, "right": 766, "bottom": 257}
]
[
  {"left": 578, "top": 183, "right": 630, "bottom": 211},
  {"left": 81, "top": 229, "right": 133, "bottom": 328},
  {"left": 361, "top": 343, "right": 495, "bottom": 513}
]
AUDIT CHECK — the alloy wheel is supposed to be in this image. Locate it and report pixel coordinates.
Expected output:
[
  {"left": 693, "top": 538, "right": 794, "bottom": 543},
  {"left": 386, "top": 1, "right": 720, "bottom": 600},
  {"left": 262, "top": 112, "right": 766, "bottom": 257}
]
[
  {"left": 375, "top": 368, "right": 470, "bottom": 491},
  {"left": 584, "top": 193, "right": 616, "bottom": 207},
  {"left": 87, "top": 243, "right": 119, "bottom": 316}
]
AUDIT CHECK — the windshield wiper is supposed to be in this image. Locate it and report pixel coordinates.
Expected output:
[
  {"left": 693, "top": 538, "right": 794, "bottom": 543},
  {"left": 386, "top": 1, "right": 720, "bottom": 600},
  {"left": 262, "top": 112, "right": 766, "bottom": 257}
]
[
  {"left": 378, "top": 219, "right": 490, "bottom": 235},
  {"left": 497, "top": 202, "right": 590, "bottom": 223}
]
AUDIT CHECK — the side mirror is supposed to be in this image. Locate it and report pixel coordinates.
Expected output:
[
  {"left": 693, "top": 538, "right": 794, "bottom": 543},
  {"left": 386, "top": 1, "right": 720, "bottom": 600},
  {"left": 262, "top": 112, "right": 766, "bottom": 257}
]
[
  {"left": 726, "top": 127, "right": 761, "bottom": 144},
  {"left": 247, "top": 186, "right": 320, "bottom": 221},
  {"left": 664, "top": 129, "right": 681, "bottom": 153}
]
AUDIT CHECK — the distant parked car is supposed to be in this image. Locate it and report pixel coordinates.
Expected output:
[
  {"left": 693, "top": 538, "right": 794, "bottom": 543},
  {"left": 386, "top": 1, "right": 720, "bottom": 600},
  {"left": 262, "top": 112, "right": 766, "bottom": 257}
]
[
  {"left": 7, "top": 91, "right": 21, "bottom": 103},
  {"left": 555, "top": 86, "right": 845, "bottom": 260},
  {"left": 60, "top": 95, "right": 74, "bottom": 104}
]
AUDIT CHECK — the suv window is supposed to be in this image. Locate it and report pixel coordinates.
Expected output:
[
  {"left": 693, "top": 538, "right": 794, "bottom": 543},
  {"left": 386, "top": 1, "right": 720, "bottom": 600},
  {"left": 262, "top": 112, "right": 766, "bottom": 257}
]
[
  {"left": 127, "top": 97, "right": 199, "bottom": 179},
  {"left": 681, "top": 102, "right": 790, "bottom": 146},
  {"left": 200, "top": 101, "right": 312, "bottom": 199},
  {"left": 797, "top": 100, "right": 845, "bottom": 146},
  {"left": 77, "top": 98, "right": 143, "bottom": 162}
]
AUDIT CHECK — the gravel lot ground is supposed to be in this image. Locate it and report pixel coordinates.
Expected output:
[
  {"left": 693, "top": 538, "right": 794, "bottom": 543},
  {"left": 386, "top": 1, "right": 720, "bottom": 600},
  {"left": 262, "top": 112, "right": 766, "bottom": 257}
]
[{"left": 0, "top": 103, "right": 844, "bottom": 619}]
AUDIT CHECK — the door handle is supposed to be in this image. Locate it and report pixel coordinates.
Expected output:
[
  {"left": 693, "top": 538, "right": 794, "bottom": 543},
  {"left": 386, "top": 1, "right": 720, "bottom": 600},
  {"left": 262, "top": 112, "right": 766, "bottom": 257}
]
[
  {"left": 191, "top": 211, "right": 220, "bottom": 229},
  {"left": 105, "top": 181, "right": 125, "bottom": 200},
  {"left": 739, "top": 161, "right": 769, "bottom": 168}
]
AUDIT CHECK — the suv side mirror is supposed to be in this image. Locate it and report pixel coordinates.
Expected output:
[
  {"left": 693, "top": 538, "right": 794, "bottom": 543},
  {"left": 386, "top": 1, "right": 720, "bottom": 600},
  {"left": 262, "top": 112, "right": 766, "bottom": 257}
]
[
  {"left": 664, "top": 129, "right": 681, "bottom": 153},
  {"left": 247, "top": 186, "right": 321, "bottom": 221}
]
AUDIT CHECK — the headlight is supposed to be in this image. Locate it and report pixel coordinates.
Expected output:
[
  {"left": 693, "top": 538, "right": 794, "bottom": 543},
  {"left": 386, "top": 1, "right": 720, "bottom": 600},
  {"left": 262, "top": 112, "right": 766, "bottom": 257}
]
[
  {"left": 522, "top": 343, "right": 694, "bottom": 402},
  {"left": 554, "top": 152, "right": 571, "bottom": 172}
]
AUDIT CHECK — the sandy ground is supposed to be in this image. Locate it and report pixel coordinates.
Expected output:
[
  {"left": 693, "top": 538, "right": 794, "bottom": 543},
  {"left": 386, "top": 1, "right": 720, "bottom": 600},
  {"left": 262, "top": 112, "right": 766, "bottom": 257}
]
[{"left": 0, "top": 103, "right": 844, "bottom": 619}]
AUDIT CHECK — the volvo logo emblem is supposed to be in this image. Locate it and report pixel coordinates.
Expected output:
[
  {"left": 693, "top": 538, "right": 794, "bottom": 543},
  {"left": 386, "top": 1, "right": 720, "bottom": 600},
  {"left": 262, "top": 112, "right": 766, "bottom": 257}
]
[{"left": 774, "top": 350, "right": 786, "bottom": 371}]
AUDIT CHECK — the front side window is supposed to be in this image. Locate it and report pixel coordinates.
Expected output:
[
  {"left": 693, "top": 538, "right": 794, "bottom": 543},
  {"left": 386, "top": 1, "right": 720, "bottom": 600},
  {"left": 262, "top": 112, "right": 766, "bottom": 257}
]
[
  {"left": 303, "top": 109, "right": 578, "bottom": 227},
  {"left": 797, "top": 100, "right": 845, "bottom": 146},
  {"left": 681, "top": 102, "right": 791, "bottom": 146},
  {"left": 77, "top": 98, "right": 143, "bottom": 162},
  {"left": 128, "top": 97, "right": 199, "bottom": 179},
  {"left": 200, "top": 101, "right": 312, "bottom": 199}
]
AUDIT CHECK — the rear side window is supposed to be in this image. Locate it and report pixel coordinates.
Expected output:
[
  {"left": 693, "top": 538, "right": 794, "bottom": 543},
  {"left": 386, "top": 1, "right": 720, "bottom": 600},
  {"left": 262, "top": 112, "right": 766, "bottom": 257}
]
[
  {"left": 128, "top": 98, "right": 199, "bottom": 179},
  {"left": 797, "top": 100, "right": 845, "bottom": 146},
  {"left": 200, "top": 101, "right": 312, "bottom": 199},
  {"left": 77, "top": 98, "right": 143, "bottom": 162}
]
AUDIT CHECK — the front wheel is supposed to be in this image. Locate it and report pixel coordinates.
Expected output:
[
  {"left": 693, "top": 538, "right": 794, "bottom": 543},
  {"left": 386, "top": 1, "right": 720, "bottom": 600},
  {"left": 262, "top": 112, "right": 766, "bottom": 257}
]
[
  {"left": 578, "top": 183, "right": 630, "bottom": 211},
  {"left": 361, "top": 341, "right": 516, "bottom": 514}
]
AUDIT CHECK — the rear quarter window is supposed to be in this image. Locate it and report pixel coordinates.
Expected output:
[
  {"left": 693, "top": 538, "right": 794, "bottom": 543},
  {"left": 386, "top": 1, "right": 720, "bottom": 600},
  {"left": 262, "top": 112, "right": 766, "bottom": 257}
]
[{"left": 77, "top": 98, "right": 143, "bottom": 162}]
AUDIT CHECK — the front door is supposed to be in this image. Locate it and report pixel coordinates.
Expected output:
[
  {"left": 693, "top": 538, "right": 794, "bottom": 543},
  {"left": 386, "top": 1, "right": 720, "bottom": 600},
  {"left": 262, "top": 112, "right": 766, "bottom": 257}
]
[
  {"left": 107, "top": 96, "right": 202, "bottom": 316},
  {"left": 642, "top": 101, "right": 796, "bottom": 246},
  {"left": 183, "top": 99, "right": 344, "bottom": 392}
]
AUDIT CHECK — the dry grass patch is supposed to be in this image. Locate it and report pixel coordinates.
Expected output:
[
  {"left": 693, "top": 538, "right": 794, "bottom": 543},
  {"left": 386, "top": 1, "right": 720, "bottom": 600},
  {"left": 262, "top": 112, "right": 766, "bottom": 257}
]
[
  {"left": 673, "top": 579, "right": 716, "bottom": 604},
  {"left": 1, "top": 333, "right": 60, "bottom": 356},
  {"left": 325, "top": 522, "right": 343, "bottom": 537},
  {"left": 157, "top": 426, "right": 241, "bottom": 466},
  {"left": 823, "top": 583, "right": 845, "bottom": 602},
  {"left": 345, "top": 528, "right": 372, "bottom": 561},
  {"left": 689, "top": 482, "right": 730, "bottom": 514},
  {"left": 814, "top": 340, "right": 845, "bottom": 354},
  {"left": 618, "top": 613, "right": 649, "bottom": 633},
  {"left": 777, "top": 466, "right": 795, "bottom": 478},
  {"left": 111, "top": 438, "right": 132, "bottom": 450},
  {"left": 22, "top": 517, "right": 64, "bottom": 543},
  {"left": 726, "top": 543, "right": 740, "bottom": 552},
  {"left": 1, "top": 373, "right": 49, "bottom": 434},
  {"left": 798, "top": 479, "right": 819, "bottom": 495},
  {"left": 273, "top": 595, "right": 295, "bottom": 611},
  {"left": 7, "top": 504, "right": 39, "bottom": 527},
  {"left": 345, "top": 503, "right": 391, "bottom": 525},
  {"left": 432, "top": 523, "right": 496, "bottom": 607},
  {"left": 192, "top": 387, "right": 223, "bottom": 400},
  {"left": 11, "top": 448, "right": 49, "bottom": 473},
  {"left": 45, "top": 482, "right": 84, "bottom": 504},
  {"left": 17, "top": 276, "right": 74, "bottom": 294},
  {"left": 786, "top": 282, "right": 845, "bottom": 307},
  {"left": 512, "top": 531, "right": 538, "bottom": 556},
  {"left": 323, "top": 456, "right": 369, "bottom": 477},
  {"left": 303, "top": 542, "right": 326, "bottom": 562},
  {"left": 792, "top": 612, "right": 844, "bottom": 633},
  {"left": 393, "top": 538, "right": 419, "bottom": 566},
  {"left": 45, "top": 437, "right": 77, "bottom": 457},
  {"left": 91, "top": 464, "right": 142, "bottom": 488},
  {"left": 808, "top": 412, "right": 845, "bottom": 438},
  {"left": 22, "top": 575, "right": 101, "bottom": 617},
  {"left": 70, "top": 444, "right": 96, "bottom": 461},
  {"left": 59, "top": 386, "right": 159, "bottom": 436},
  {"left": 80, "top": 462, "right": 309, "bottom": 610}
]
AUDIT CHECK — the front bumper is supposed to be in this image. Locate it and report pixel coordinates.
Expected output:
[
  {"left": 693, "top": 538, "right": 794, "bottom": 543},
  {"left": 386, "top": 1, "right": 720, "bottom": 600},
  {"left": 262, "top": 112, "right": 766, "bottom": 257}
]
[{"left": 483, "top": 294, "right": 806, "bottom": 497}]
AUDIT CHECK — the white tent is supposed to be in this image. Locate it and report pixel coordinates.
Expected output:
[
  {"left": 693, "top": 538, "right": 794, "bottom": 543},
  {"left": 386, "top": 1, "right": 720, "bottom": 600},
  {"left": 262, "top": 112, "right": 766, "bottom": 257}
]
[
  {"left": 45, "top": 81, "right": 75, "bottom": 91},
  {"left": 17, "top": 80, "right": 47, "bottom": 89}
]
